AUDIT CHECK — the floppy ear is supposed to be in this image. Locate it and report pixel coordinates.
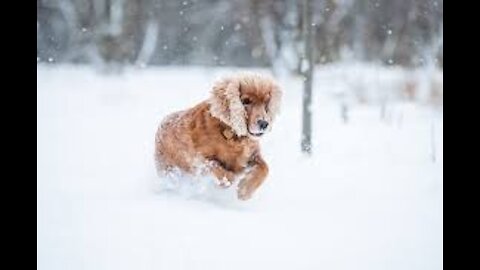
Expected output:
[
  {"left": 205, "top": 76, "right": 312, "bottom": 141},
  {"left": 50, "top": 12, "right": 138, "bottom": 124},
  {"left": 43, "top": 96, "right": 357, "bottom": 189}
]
[
  {"left": 209, "top": 77, "right": 248, "bottom": 136},
  {"left": 267, "top": 84, "right": 282, "bottom": 122}
]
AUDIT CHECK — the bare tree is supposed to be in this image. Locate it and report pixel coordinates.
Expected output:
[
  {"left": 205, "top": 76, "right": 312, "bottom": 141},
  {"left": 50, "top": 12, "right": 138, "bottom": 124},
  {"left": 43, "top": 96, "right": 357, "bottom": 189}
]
[{"left": 301, "top": 0, "right": 314, "bottom": 154}]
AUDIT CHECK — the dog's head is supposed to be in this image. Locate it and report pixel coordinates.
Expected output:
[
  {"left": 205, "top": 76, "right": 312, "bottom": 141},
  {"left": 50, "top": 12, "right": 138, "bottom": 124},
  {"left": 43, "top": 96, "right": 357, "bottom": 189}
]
[{"left": 209, "top": 72, "right": 282, "bottom": 138}]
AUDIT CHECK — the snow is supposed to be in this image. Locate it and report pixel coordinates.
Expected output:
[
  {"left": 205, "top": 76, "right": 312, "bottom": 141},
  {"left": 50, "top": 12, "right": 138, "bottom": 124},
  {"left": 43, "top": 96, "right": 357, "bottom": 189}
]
[{"left": 37, "top": 65, "right": 443, "bottom": 270}]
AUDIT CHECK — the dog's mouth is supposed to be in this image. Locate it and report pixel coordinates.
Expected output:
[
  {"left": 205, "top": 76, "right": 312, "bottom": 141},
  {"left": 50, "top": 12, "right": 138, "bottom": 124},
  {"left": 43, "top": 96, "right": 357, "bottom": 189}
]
[{"left": 248, "top": 131, "right": 264, "bottom": 137}]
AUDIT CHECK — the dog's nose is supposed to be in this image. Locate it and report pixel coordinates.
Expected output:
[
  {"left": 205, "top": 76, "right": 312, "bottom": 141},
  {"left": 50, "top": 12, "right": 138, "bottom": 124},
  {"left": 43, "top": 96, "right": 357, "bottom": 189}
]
[{"left": 258, "top": 120, "right": 269, "bottom": 130}]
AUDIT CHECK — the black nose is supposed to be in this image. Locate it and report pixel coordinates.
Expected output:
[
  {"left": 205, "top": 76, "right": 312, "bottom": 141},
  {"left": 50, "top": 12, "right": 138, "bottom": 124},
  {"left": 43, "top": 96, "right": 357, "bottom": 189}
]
[{"left": 258, "top": 120, "right": 269, "bottom": 130}]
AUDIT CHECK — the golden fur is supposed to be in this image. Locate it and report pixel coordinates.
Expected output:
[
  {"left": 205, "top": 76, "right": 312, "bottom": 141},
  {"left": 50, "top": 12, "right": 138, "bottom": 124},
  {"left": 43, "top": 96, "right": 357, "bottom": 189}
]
[{"left": 154, "top": 73, "right": 281, "bottom": 200}]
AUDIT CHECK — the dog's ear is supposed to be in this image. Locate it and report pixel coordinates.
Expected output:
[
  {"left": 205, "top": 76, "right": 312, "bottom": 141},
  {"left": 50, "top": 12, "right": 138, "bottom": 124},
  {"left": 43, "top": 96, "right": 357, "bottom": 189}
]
[
  {"left": 267, "top": 84, "right": 282, "bottom": 122},
  {"left": 209, "top": 77, "right": 248, "bottom": 136}
]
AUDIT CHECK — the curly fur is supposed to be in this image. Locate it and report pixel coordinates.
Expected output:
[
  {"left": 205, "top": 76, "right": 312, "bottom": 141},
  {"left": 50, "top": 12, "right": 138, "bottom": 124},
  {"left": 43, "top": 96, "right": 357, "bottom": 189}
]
[
  {"left": 208, "top": 76, "right": 248, "bottom": 136},
  {"left": 155, "top": 72, "right": 282, "bottom": 200}
]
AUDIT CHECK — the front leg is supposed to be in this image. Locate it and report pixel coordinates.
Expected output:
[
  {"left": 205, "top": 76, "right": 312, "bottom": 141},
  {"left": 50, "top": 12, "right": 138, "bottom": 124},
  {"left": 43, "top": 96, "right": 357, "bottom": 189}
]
[
  {"left": 207, "top": 158, "right": 237, "bottom": 188},
  {"left": 237, "top": 154, "right": 269, "bottom": 200}
]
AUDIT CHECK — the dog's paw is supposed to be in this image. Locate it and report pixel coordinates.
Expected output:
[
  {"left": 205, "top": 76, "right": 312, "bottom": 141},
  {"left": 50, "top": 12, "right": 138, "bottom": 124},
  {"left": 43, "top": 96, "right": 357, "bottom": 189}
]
[
  {"left": 237, "top": 186, "right": 252, "bottom": 200},
  {"left": 215, "top": 177, "right": 232, "bottom": 188}
]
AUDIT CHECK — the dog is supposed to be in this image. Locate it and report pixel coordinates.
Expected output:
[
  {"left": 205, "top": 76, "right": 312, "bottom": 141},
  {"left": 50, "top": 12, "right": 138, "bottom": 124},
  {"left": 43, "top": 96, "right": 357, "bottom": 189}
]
[{"left": 154, "top": 72, "right": 281, "bottom": 200}]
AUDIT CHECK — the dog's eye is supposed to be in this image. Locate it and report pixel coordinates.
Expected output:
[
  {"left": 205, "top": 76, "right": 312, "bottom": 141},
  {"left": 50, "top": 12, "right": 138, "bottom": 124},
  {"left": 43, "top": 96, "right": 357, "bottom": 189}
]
[{"left": 242, "top": 98, "right": 251, "bottom": 105}]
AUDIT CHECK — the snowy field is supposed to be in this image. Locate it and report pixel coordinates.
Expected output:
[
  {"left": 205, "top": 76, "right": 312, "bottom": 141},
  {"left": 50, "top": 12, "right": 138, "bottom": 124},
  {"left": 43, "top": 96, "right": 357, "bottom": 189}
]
[{"left": 37, "top": 65, "right": 443, "bottom": 270}]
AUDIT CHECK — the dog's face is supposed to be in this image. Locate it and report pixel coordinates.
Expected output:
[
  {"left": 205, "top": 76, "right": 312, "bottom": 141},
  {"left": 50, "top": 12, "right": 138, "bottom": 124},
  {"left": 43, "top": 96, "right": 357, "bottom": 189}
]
[
  {"left": 209, "top": 73, "right": 282, "bottom": 137},
  {"left": 240, "top": 84, "right": 274, "bottom": 137}
]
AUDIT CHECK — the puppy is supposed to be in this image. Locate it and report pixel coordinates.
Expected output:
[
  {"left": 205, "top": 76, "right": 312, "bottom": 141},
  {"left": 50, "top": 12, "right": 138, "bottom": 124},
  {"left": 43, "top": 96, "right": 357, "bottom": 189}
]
[{"left": 155, "top": 73, "right": 281, "bottom": 200}]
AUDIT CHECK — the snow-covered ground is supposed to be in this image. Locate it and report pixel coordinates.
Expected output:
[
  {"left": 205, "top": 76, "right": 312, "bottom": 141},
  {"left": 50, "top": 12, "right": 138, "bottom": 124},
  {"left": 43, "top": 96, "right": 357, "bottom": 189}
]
[{"left": 37, "top": 65, "right": 443, "bottom": 270}]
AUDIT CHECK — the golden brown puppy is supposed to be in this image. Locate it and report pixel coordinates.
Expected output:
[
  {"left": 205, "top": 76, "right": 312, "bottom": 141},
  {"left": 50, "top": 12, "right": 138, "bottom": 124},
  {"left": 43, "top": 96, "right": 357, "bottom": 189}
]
[{"left": 154, "top": 72, "right": 281, "bottom": 200}]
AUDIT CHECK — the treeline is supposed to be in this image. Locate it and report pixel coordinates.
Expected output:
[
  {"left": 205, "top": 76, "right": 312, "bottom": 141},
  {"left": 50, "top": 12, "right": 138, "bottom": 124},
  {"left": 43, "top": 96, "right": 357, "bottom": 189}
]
[{"left": 37, "top": 0, "right": 443, "bottom": 70}]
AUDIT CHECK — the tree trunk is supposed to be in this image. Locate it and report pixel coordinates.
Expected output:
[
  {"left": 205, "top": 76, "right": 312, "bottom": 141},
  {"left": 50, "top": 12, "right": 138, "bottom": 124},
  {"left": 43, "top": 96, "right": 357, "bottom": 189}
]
[{"left": 301, "top": 0, "right": 314, "bottom": 154}]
